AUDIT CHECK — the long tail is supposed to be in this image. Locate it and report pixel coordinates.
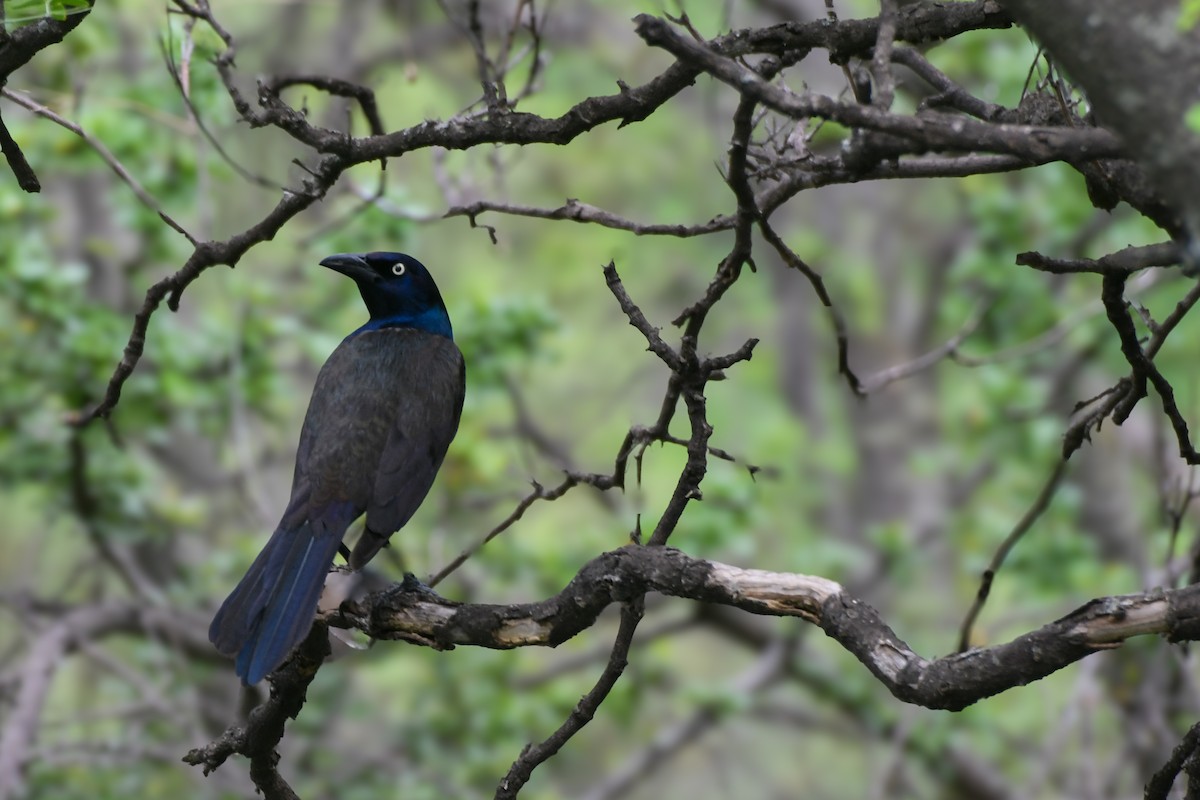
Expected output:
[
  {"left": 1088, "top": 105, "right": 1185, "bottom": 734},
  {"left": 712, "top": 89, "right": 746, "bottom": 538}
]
[{"left": 209, "top": 506, "right": 353, "bottom": 685}]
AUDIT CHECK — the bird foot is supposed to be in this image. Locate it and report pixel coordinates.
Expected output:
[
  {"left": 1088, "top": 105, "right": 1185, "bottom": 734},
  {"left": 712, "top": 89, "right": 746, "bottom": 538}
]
[{"left": 378, "top": 572, "right": 445, "bottom": 604}]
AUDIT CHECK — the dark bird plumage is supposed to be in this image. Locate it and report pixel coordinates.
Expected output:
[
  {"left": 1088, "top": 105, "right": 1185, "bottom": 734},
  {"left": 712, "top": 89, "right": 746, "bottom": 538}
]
[{"left": 209, "top": 252, "right": 465, "bottom": 685}]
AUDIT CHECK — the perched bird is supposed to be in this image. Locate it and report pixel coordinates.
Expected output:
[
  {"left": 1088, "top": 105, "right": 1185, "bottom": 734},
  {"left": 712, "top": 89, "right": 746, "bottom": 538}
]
[{"left": 209, "top": 252, "right": 465, "bottom": 685}]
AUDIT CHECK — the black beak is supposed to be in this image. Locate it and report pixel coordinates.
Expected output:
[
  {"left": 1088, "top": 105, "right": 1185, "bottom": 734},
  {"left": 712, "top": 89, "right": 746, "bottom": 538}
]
[{"left": 319, "top": 253, "right": 374, "bottom": 283}]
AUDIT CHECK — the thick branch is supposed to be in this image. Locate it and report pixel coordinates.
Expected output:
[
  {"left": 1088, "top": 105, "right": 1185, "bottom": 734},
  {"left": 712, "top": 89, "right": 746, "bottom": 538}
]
[
  {"left": 329, "top": 544, "right": 1200, "bottom": 712},
  {"left": 634, "top": 15, "right": 1124, "bottom": 166},
  {"left": 999, "top": 0, "right": 1200, "bottom": 246}
]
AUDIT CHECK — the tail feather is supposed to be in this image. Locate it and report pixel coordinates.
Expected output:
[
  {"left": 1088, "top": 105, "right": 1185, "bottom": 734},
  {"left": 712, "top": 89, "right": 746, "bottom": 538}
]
[{"left": 210, "top": 506, "right": 353, "bottom": 685}]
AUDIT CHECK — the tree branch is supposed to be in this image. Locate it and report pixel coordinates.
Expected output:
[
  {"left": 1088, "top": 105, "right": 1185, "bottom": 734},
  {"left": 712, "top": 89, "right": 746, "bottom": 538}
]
[
  {"left": 2, "top": 88, "right": 196, "bottom": 242},
  {"left": 634, "top": 14, "right": 1124, "bottom": 166},
  {"left": 182, "top": 623, "right": 331, "bottom": 799},
  {"left": 315, "top": 544, "right": 1200, "bottom": 713},
  {"left": 999, "top": 0, "right": 1200, "bottom": 247},
  {"left": 0, "top": 105, "right": 38, "bottom": 191},
  {"left": 1017, "top": 241, "right": 1180, "bottom": 275},
  {"left": 495, "top": 598, "right": 645, "bottom": 799}
]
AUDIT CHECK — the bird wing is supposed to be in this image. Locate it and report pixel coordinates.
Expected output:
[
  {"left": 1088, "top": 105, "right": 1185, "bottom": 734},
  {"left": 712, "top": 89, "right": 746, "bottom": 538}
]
[
  {"left": 209, "top": 507, "right": 351, "bottom": 684},
  {"left": 351, "top": 333, "right": 465, "bottom": 568}
]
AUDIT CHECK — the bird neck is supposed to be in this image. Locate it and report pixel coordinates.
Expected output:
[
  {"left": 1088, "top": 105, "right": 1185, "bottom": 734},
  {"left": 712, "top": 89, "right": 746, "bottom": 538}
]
[
  {"left": 355, "top": 281, "right": 453, "bottom": 340},
  {"left": 352, "top": 308, "right": 454, "bottom": 340}
]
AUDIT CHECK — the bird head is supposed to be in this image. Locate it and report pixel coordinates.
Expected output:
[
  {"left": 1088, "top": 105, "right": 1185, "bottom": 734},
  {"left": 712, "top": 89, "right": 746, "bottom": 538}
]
[{"left": 320, "top": 252, "right": 453, "bottom": 339}]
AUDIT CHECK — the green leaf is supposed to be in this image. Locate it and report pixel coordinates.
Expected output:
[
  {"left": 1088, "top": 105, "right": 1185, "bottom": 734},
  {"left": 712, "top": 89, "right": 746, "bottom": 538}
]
[{"left": 1186, "top": 102, "right": 1200, "bottom": 135}]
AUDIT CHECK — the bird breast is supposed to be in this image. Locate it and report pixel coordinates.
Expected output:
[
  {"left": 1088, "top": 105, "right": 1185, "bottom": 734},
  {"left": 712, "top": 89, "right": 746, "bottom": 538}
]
[{"left": 294, "top": 327, "right": 464, "bottom": 511}]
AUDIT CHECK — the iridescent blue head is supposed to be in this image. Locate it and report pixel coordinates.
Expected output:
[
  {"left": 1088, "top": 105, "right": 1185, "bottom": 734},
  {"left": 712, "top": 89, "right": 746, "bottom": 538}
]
[{"left": 320, "top": 251, "right": 453, "bottom": 340}]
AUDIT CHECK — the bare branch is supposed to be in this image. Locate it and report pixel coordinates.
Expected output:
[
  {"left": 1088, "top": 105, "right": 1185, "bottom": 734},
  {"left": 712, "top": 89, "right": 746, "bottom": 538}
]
[
  {"left": 446, "top": 197, "right": 733, "bottom": 238},
  {"left": 860, "top": 298, "right": 990, "bottom": 393},
  {"left": 759, "top": 215, "right": 862, "bottom": 394},
  {"left": 74, "top": 154, "right": 341, "bottom": 424},
  {"left": 1101, "top": 273, "right": 1200, "bottom": 463},
  {"left": 579, "top": 635, "right": 788, "bottom": 800},
  {"left": 1062, "top": 276, "right": 1200, "bottom": 459},
  {"left": 1146, "top": 720, "right": 1200, "bottom": 800},
  {"left": 956, "top": 459, "right": 1069, "bottom": 652},
  {"left": 319, "top": 545, "right": 1200, "bottom": 713},
  {"left": 634, "top": 14, "right": 1123, "bottom": 166},
  {"left": 0, "top": 106, "right": 39, "bottom": 191},
  {"left": 495, "top": 598, "right": 645, "bottom": 799},
  {"left": 894, "top": 47, "right": 1007, "bottom": 121},
  {"left": 427, "top": 476, "right": 584, "bottom": 588},
  {"left": 264, "top": 74, "right": 385, "bottom": 135},
  {"left": 869, "top": 0, "right": 899, "bottom": 110},
  {"left": 2, "top": 88, "right": 197, "bottom": 243},
  {"left": 1017, "top": 242, "right": 1181, "bottom": 275},
  {"left": 602, "top": 262, "right": 681, "bottom": 371},
  {"left": 183, "top": 623, "right": 331, "bottom": 799}
]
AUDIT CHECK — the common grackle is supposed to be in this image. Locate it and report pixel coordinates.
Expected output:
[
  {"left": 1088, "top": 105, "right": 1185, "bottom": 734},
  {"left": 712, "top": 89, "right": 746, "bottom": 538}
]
[{"left": 209, "top": 252, "right": 465, "bottom": 685}]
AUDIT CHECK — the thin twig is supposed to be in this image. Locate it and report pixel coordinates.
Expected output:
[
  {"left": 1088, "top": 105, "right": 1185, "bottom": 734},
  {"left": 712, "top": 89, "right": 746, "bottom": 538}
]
[
  {"left": 579, "top": 634, "right": 788, "bottom": 800},
  {"left": 1101, "top": 273, "right": 1200, "bottom": 462},
  {"left": 495, "top": 598, "right": 645, "bottom": 799},
  {"left": 1017, "top": 242, "right": 1180, "bottom": 275},
  {"left": 2, "top": 88, "right": 196, "bottom": 243},
  {"left": 957, "top": 459, "right": 1069, "bottom": 652},
  {"left": 860, "top": 298, "right": 990, "bottom": 392},
  {"left": 759, "top": 216, "right": 863, "bottom": 395},
  {"left": 427, "top": 476, "right": 580, "bottom": 587},
  {"left": 446, "top": 197, "right": 733, "bottom": 238},
  {"left": 895, "top": 47, "right": 1007, "bottom": 121}
]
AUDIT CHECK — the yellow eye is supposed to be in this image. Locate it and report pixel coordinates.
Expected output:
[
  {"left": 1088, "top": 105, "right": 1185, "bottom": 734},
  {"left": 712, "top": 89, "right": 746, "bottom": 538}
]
[{"left": 392, "top": 262, "right": 406, "bottom": 276}]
